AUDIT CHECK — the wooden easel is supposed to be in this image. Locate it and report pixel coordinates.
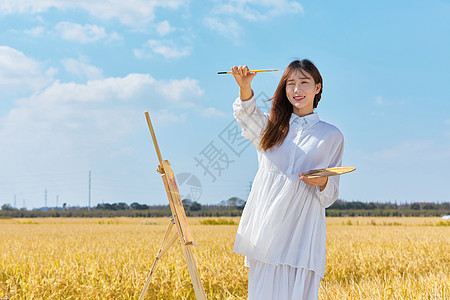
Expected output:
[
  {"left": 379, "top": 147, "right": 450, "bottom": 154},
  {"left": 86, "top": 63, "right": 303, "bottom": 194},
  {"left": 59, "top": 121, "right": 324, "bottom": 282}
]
[{"left": 139, "top": 111, "right": 207, "bottom": 300}]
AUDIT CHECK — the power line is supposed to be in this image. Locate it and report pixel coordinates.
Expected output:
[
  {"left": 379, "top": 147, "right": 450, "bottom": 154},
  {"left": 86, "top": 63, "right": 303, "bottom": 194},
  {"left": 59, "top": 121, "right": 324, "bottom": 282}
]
[{"left": 88, "top": 170, "right": 91, "bottom": 211}]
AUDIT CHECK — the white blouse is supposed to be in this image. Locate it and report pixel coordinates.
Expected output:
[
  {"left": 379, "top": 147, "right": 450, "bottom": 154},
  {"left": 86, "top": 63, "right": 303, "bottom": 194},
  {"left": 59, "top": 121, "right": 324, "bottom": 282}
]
[{"left": 232, "top": 95, "right": 344, "bottom": 279}]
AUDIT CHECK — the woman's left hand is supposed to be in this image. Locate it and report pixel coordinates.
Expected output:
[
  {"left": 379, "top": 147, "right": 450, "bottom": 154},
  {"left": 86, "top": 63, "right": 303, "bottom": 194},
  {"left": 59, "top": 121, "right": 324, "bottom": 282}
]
[{"left": 299, "top": 172, "right": 328, "bottom": 191}]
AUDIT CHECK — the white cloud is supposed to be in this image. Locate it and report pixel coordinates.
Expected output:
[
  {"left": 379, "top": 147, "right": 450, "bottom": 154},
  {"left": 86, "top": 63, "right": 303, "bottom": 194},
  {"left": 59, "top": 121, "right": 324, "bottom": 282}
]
[
  {"left": 0, "top": 72, "right": 208, "bottom": 203},
  {"left": 0, "top": 72, "right": 205, "bottom": 177},
  {"left": 153, "top": 110, "right": 187, "bottom": 124},
  {"left": 157, "top": 78, "right": 204, "bottom": 107},
  {"left": 375, "top": 96, "right": 384, "bottom": 105},
  {"left": 55, "top": 22, "right": 109, "bottom": 43},
  {"left": 133, "top": 49, "right": 149, "bottom": 59},
  {"left": 0, "top": 73, "right": 205, "bottom": 148},
  {"left": 33, "top": 15, "right": 44, "bottom": 23},
  {"left": 107, "top": 32, "right": 122, "bottom": 42},
  {"left": 156, "top": 20, "right": 174, "bottom": 36},
  {"left": 147, "top": 39, "right": 191, "bottom": 58},
  {"left": 204, "top": 17, "right": 242, "bottom": 41},
  {"left": 211, "top": 0, "right": 303, "bottom": 21},
  {"left": 134, "top": 39, "right": 192, "bottom": 59},
  {"left": 26, "top": 74, "right": 155, "bottom": 105},
  {"left": 199, "top": 107, "right": 227, "bottom": 118},
  {"left": 0, "top": 0, "right": 186, "bottom": 27},
  {"left": 0, "top": 46, "right": 53, "bottom": 92},
  {"left": 61, "top": 58, "right": 103, "bottom": 80},
  {"left": 24, "top": 26, "right": 44, "bottom": 37},
  {"left": 204, "top": 1, "right": 302, "bottom": 40}
]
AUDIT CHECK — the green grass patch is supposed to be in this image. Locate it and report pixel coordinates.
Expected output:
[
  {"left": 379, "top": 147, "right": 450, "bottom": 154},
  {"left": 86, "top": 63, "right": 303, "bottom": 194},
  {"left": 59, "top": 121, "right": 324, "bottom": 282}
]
[
  {"left": 17, "top": 221, "right": 39, "bottom": 224},
  {"left": 200, "top": 219, "right": 236, "bottom": 225},
  {"left": 436, "top": 220, "right": 450, "bottom": 226}
]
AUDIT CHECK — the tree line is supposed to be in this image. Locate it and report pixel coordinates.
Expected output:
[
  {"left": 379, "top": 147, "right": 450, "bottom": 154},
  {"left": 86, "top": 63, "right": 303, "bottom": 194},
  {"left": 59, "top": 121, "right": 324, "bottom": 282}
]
[
  {"left": 1, "top": 198, "right": 449, "bottom": 218},
  {"left": 325, "top": 200, "right": 450, "bottom": 217}
]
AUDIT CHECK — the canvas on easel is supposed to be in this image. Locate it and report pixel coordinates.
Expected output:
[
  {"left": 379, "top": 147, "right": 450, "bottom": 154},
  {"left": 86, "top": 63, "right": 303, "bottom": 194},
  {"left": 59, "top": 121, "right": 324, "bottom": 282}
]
[
  {"left": 160, "top": 159, "right": 194, "bottom": 244},
  {"left": 139, "top": 111, "right": 207, "bottom": 300}
]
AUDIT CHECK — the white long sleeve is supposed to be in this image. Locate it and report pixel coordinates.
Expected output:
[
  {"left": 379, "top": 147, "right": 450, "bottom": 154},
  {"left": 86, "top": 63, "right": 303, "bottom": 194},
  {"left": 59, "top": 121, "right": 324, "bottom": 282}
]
[
  {"left": 232, "top": 96, "right": 268, "bottom": 148},
  {"left": 316, "top": 134, "right": 344, "bottom": 208}
]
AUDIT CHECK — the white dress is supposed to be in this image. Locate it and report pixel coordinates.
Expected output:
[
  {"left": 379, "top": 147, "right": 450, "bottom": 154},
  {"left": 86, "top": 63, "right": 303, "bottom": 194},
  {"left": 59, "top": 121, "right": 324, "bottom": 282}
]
[{"left": 232, "top": 96, "right": 344, "bottom": 300}]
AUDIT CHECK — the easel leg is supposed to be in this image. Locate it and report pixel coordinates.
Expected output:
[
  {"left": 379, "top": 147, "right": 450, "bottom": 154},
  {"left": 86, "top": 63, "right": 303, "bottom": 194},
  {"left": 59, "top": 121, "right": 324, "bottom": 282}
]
[
  {"left": 139, "top": 219, "right": 178, "bottom": 300},
  {"left": 181, "top": 244, "right": 207, "bottom": 300}
]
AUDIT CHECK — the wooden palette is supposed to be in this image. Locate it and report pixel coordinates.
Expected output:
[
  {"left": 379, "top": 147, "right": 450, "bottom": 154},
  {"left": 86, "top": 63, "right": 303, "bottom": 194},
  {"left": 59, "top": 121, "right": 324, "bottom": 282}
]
[{"left": 302, "top": 167, "right": 356, "bottom": 178}]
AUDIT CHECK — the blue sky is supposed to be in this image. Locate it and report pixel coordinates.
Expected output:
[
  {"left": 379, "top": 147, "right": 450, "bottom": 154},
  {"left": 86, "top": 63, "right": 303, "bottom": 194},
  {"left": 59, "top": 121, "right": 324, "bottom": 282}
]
[{"left": 0, "top": 0, "right": 449, "bottom": 209}]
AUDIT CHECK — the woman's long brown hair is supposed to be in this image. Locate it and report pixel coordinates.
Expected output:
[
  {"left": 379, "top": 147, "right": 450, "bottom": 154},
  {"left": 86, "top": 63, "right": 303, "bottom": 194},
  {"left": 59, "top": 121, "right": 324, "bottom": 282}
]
[{"left": 259, "top": 59, "right": 323, "bottom": 151}]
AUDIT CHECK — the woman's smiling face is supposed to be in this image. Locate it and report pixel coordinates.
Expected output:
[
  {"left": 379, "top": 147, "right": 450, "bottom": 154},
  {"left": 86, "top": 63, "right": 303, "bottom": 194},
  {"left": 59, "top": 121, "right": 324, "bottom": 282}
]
[{"left": 285, "top": 69, "right": 321, "bottom": 117}]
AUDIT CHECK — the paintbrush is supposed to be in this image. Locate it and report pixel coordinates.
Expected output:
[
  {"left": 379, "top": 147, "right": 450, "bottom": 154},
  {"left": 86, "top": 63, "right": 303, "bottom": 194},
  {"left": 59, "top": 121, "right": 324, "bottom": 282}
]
[{"left": 217, "top": 69, "right": 278, "bottom": 74}]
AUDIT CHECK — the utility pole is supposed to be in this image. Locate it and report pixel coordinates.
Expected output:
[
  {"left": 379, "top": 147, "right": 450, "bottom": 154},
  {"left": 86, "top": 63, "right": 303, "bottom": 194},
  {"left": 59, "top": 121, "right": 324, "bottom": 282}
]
[
  {"left": 56, "top": 195, "right": 59, "bottom": 209},
  {"left": 45, "top": 189, "right": 47, "bottom": 209},
  {"left": 14, "top": 194, "right": 16, "bottom": 209},
  {"left": 88, "top": 170, "right": 91, "bottom": 210}
]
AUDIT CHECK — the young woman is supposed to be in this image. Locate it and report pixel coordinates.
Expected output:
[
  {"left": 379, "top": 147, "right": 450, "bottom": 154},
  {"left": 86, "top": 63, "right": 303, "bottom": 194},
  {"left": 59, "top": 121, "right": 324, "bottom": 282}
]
[{"left": 231, "top": 59, "right": 344, "bottom": 300}]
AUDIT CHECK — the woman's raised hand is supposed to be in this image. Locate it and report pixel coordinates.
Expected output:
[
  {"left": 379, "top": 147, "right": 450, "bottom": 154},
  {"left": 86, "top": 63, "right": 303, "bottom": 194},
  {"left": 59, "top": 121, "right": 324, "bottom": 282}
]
[
  {"left": 231, "top": 65, "right": 256, "bottom": 101},
  {"left": 231, "top": 65, "right": 256, "bottom": 87}
]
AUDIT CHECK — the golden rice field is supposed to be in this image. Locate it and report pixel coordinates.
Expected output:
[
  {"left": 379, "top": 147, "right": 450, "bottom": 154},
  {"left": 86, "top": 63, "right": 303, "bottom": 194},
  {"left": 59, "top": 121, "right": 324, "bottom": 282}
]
[{"left": 1, "top": 217, "right": 449, "bottom": 299}]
